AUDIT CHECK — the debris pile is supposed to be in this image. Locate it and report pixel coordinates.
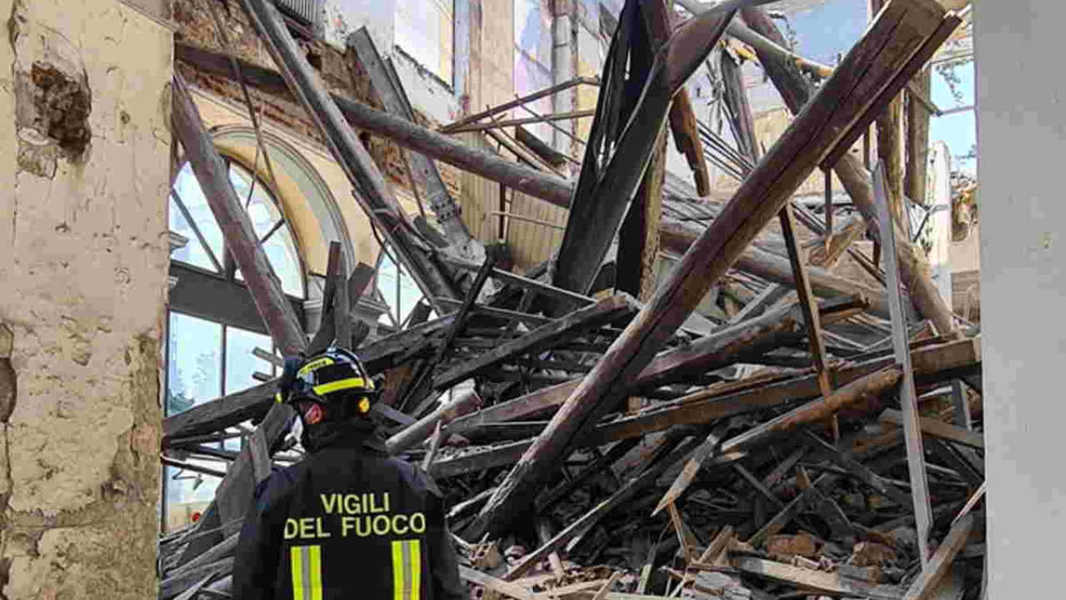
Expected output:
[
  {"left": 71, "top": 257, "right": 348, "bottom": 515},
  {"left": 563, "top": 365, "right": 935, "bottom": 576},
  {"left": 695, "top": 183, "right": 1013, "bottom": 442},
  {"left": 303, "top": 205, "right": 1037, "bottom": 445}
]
[{"left": 158, "top": 0, "right": 983, "bottom": 598}]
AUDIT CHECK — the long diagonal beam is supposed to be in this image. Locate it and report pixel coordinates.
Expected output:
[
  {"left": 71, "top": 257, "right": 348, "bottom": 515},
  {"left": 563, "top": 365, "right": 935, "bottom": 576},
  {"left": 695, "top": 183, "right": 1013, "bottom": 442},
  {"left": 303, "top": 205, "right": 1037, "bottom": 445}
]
[
  {"left": 467, "top": 0, "right": 954, "bottom": 539},
  {"left": 740, "top": 5, "right": 961, "bottom": 337},
  {"left": 170, "top": 74, "right": 304, "bottom": 565},
  {"left": 237, "top": 0, "right": 459, "bottom": 306},
  {"left": 174, "top": 42, "right": 896, "bottom": 317}
]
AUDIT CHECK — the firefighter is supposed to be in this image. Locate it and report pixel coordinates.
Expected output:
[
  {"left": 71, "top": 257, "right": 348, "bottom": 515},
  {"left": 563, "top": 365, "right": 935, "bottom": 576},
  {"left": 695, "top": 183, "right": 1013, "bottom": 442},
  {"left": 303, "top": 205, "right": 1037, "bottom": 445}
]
[{"left": 232, "top": 347, "right": 465, "bottom": 600}]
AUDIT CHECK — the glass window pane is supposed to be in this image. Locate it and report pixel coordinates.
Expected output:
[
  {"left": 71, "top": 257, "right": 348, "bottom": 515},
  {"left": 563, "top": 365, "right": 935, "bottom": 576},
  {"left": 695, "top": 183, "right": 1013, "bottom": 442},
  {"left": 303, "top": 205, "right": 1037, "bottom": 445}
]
[
  {"left": 229, "top": 163, "right": 305, "bottom": 298},
  {"left": 398, "top": 267, "right": 423, "bottom": 324},
  {"left": 225, "top": 326, "right": 274, "bottom": 395},
  {"left": 376, "top": 252, "right": 400, "bottom": 324},
  {"left": 167, "top": 312, "right": 223, "bottom": 416},
  {"left": 172, "top": 163, "right": 225, "bottom": 261},
  {"left": 263, "top": 227, "right": 305, "bottom": 298},
  {"left": 164, "top": 462, "right": 224, "bottom": 533},
  {"left": 375, "top": 249, "right": 427, "bottom": 326},
  {"left": 229, "top": 164, "right": 281, "bottom": 238},
  {"left": 169, "top": 195, "right": 219, "bottom": 272}
]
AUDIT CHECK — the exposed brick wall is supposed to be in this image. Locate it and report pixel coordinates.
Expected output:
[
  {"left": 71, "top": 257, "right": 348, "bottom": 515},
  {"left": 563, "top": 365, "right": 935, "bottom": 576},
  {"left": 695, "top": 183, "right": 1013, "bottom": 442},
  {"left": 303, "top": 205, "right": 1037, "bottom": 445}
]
[{"left": 172, "top": 0, "right": 466, "bottom": 200}]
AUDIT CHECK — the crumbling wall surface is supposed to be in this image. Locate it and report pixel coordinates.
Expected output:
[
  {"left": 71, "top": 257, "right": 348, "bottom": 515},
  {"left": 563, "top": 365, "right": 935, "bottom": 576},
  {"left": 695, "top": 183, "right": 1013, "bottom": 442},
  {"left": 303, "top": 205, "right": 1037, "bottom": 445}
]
[{"left": 0, "top": 0, "right": 171, "bottom": 597}]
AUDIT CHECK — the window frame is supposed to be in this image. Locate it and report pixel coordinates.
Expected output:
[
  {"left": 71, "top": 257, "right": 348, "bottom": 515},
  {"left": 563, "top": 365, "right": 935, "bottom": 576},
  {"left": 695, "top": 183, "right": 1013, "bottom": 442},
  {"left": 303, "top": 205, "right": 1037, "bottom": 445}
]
[
  {"left": 161, "top": 308, "right": 281, "bottom": 533},
  {"left": 162, "top": 155, "right": 309, "bottom": 533},
  {"left": 167, "top": 157, "right": 309, "bottom": 333}
]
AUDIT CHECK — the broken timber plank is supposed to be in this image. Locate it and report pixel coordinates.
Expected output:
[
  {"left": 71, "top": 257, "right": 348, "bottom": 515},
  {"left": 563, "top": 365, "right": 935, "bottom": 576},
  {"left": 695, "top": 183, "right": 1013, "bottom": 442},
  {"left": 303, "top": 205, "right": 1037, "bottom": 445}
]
[
  {"left": 778, "top": 202, "right": 833, "bottom": 402},
  {"left": 740, "top": 4, "right": 961, "bottom": 337},
  {"left": 654, "top": 367, "right": 903, "bottom": 511},
  {"left": 459, "top": 566, "right": 535, "bottom": 600},
  {"left": 902, "top": 514, "right": 975, "bottom": 600},
  {"left": 432, "top": 294, "right": 640, "bottom": 391},
  {"left": 404, "top": 252, "right": 497, "bottom": 414},
  {"left": 444, "top": 297, "right": 865, "bottom": 440},
  {"left": 176, "top": 40, "right": 899, "bottom": 311},
  {"left": 733, "top": 557, "right": 904, "bottom": 599},
  {"left": 660, "top": 219, "right": 891, "bottom": 318},
  {"left": 503, "top": 433, "right": 705, "bottom": 580},
  {"left": 579, "top": 337, "right": 979, "bottom": 447},
  {"left": 874, "top": 160, "right": 934, "bottom": 566},
  {"left": 386, "top": 386, "right": 482, "bottom": 455},
  {"left": 237, "top": 0, "right": 459, "bottom": 307},
  {"left": 309, "top": 261, "right": 375, "bottom": 353},
  {"left": 642, "top": 0, "right": 711, "bottom": 195},
  {"left": 880, "top": 409, "right": 984, "bottom": 449}
]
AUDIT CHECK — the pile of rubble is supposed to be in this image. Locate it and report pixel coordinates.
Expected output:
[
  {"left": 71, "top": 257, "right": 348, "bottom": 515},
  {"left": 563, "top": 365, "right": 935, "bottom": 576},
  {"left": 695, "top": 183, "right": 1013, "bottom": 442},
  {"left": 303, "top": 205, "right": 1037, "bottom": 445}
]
[{"left": 157, "top": 0, "right": 983, "bottom": 598}]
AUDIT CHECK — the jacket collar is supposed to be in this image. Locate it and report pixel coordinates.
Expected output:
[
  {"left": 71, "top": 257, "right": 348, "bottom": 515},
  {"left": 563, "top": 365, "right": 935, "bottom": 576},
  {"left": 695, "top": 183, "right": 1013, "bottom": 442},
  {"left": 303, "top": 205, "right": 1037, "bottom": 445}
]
[{"left": 304, "top": 420, "right": 389, "bottom": 455}]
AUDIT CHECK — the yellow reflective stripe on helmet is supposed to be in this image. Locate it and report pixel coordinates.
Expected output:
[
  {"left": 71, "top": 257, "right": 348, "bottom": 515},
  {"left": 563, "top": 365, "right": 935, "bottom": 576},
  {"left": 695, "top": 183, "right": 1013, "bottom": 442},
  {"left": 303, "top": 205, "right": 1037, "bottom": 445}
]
[
  {"left": 298, "top": 357, "right": 334, "bottom": 377},
  {"left": 290, "top": 545, "right": 322, "bottom": 600},
  {"left": 391, "top": 539, "right": 421, "bottom": 600},
  {"left": 312, "top": 377, "right": 365, "bottom": 396}
]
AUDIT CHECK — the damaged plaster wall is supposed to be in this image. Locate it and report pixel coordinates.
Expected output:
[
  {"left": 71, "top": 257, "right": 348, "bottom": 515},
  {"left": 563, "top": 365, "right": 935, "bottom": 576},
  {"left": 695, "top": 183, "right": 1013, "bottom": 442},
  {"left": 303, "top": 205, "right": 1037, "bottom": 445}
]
[{"left": 0, "top": 0, "right": 171, "bottom": 597}]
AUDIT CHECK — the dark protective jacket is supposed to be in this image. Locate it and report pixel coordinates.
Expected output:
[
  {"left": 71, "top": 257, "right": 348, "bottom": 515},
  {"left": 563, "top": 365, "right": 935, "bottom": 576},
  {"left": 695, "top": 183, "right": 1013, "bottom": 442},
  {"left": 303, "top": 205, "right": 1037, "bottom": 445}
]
[{"left": 232, "top": 421, "right": 465, "bottom": 600}]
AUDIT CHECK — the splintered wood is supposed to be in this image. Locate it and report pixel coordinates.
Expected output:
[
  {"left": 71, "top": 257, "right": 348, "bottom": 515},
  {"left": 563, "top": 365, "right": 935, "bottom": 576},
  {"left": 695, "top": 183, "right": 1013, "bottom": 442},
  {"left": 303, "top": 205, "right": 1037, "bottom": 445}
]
[{"left": 160, "top": 0, "right": 983, "bottom": 599}]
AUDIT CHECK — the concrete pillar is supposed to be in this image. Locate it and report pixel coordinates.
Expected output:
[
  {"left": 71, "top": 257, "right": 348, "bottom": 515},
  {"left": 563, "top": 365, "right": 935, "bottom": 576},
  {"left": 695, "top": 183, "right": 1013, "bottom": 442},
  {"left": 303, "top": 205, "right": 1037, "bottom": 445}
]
[
  {"left": 0, "top": 0, "right": 171, "bottom": 596},
  {"left": 976, "top": 1, "right": 1066, "bottom": 596}
]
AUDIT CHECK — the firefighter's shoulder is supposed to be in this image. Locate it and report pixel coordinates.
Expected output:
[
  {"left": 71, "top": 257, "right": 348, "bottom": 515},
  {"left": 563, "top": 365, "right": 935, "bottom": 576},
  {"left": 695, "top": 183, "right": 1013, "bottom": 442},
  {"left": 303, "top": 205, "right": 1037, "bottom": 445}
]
[
  {"left": 253, "top": 461, "right": 307, "bottom": 512},
  {"left": 385, "top": 456, "right": 444, "bottom": 499}
]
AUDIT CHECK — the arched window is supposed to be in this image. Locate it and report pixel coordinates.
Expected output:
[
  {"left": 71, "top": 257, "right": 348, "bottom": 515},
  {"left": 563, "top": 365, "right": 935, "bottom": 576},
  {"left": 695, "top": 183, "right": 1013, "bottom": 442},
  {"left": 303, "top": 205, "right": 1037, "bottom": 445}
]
[
  {"left": 163, "top": 158, "right": 307, "bottom": 533},
  {"left": 169, "top": 160, "right": 305, "bottom": 298}
]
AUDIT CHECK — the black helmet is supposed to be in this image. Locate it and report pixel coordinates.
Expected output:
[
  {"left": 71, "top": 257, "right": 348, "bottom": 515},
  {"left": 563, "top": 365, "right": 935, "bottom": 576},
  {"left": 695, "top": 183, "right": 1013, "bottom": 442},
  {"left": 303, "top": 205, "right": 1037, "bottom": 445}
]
[{"left": 277, "top": 347, "right": 378, "bottom": 422}]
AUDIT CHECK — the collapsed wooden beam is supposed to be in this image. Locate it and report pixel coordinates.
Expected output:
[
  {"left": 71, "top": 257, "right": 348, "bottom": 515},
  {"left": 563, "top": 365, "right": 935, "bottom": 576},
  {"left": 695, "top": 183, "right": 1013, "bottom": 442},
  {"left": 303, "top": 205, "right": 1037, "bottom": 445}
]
[
  {"left": 443, "top": 297, "right": 864, "bottom": 440},
  {"left": 172, "top": 74, "right": 306, "bottom": 355},
  {"left": 587, "top": 336, "right": 978, "bottom": 448},
  {"left": 468, "top": 0, "right": 951, "bottom": 539},
  {"left": 902, "top": 514, "right": 975, "bottom": 600},
  {"left": 432, "top": 336, "right": 978, "bottom": 482},
  {"left": 659, "top": 220, "right": 891, "bottom": 318},
  {"left": 740, "top": 5, "right": 960, "bottom": 337},
  {"left": 237, "top": 0, "right": 459, "bottom": 306},
  {"left": 733, "top": 557, "right": 904, "bottom": 599},
  {"left": 432, "top": 294, "right": 640, "bottom": 391},
  {"left": 654, "top": 366, "right": 903, "bottom": 514},
  {"left": 170, "top": 74, "right": 304, "bottom": 567},
  {"left": 551, "top": 4, "right": 733, "bottom": 296},
  {"left": 175, "top": 41, "right": 892, "bottom": 312}
]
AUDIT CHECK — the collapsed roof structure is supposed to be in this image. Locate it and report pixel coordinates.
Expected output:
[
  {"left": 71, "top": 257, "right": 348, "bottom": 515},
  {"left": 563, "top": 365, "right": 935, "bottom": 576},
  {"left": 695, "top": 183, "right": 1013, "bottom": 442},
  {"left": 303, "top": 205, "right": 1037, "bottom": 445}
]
[{"left": 157, "top": 0, "right": 984, "bottom": 598}]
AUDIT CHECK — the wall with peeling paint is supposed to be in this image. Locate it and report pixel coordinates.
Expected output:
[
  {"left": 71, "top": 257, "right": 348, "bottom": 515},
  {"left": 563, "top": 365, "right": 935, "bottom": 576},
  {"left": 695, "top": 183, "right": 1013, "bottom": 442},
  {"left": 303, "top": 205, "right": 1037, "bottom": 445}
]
[{"left": 0, "top": 0, "right": 171, "bottom": 596}]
